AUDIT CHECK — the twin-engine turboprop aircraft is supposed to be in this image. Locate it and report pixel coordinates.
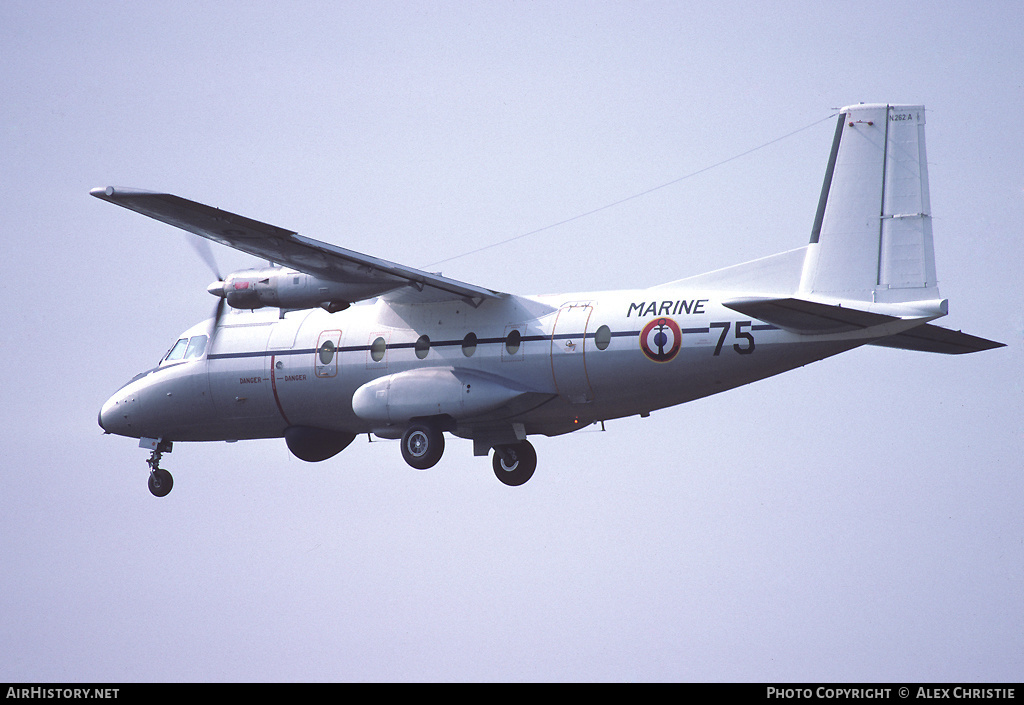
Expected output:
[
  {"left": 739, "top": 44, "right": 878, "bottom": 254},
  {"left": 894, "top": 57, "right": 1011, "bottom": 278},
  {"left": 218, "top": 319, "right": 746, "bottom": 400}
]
[{"left": 97, "top": 104, "right": 1003, "bottom": 496}]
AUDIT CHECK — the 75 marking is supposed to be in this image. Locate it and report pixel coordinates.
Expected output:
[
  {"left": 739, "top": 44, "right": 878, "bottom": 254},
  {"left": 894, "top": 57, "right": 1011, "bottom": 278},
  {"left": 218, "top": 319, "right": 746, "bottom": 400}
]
[{"left": 709, "top": 321, "right": 755, "bottom": 356}]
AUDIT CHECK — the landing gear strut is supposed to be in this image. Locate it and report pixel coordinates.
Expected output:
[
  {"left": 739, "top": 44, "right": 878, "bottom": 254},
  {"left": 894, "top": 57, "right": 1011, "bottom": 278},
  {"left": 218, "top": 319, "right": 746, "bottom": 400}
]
[{"left": 144, "top": 439, "right": 174, "bottom": 497}]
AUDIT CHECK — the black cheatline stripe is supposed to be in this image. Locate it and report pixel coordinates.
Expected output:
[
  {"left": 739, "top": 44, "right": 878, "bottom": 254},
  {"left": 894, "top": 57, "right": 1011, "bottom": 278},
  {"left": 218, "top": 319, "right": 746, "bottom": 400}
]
[
  {"left": 206, "top": 324, "right": 780, "bottom": 361},
  {"left": 209, "top": 350, "right": 274, "bottom": 360}
]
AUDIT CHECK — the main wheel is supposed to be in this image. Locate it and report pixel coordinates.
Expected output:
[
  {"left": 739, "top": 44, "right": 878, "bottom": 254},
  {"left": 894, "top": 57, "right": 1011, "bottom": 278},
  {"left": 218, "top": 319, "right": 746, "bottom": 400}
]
[
  {"left": 148, "top": 468, "right": 173, "bottom": 497},
  {"left": 492, "top": 440, "right": 537, "bottom": 486},
  {"left": 401, "top": 422, "right": 445, "bottom": 470}
]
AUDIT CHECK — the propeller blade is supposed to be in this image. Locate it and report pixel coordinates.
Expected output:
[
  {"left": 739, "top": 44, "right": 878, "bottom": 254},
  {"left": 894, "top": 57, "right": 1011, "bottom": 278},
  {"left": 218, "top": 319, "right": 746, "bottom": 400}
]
[
  {"left": 193, "top": 236, "right": 227, "bottom": 348},
  {"left": 209, "top": 295, "right": 225, "bottom": 348},
  {"left": 188, "top": 235, "right": 222, "bottom": 280}
]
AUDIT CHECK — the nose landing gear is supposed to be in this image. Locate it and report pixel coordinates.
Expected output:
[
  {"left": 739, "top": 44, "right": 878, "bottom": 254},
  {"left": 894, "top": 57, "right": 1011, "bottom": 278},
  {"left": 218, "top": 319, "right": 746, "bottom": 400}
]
[{"left": 142, "top": 438, "right": 174, "bottom": 497}]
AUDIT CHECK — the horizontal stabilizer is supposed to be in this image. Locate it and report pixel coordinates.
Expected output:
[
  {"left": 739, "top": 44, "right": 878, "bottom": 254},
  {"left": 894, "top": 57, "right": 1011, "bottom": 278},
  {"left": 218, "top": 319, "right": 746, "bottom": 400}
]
[
  {"left": 723, "top": 297, "right": 897, "bottom": 334},
  {"left": 869, "top": 324, "right": 1006, "bottom": 355}
]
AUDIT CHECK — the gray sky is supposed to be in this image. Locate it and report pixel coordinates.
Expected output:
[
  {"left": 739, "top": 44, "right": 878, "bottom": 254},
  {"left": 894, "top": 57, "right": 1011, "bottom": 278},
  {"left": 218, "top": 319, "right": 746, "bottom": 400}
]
[{"left": 2, "top": 0, "right": 1021, "bottom": 682}]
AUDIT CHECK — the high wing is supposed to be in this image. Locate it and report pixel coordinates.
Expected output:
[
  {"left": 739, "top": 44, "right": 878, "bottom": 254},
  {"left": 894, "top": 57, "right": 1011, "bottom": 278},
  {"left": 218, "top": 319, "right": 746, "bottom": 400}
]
[{"left": 91, "top": 187, "right": 506, "bottom": 307}]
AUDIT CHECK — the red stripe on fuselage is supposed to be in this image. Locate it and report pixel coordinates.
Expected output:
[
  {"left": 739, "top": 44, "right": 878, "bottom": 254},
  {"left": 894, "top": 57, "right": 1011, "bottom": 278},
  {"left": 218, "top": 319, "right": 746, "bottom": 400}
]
[{"left": 269, "top": 354, "right": 292, "bottom": 426}]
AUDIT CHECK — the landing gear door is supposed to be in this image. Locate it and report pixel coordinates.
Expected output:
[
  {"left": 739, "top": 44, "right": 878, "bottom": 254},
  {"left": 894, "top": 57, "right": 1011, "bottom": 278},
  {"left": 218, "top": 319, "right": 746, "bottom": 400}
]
[
  {"left": 315, "top": 329, "right": 342, "bottom": 378},
  {"left": 551, "top": 302, "right": 594, "bottom": 404}
]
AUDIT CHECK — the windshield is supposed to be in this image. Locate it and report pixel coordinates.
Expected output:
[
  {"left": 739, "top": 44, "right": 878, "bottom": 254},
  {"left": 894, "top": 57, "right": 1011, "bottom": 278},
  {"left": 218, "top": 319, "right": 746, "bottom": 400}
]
[
  {"left": 163, "top": 334, "right": 209, "bottom": 364},
  {"left": 184, "top": 335, "right": 208, "bottom": 359},
  {"left": 164, "top": 338, "right": 189, "bottom": 362}
]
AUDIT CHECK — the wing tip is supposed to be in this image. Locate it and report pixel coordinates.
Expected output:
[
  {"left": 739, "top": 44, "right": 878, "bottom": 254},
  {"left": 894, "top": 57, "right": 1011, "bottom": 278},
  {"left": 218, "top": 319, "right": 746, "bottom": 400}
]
[{"left": 90, "top": 186, "right": 160, "bottom": 200}]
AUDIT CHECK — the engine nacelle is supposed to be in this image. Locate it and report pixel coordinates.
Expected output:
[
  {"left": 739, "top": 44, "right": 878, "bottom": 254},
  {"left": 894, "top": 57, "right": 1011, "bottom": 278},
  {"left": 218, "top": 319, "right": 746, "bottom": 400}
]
[
  {"left": 351, "top": 367, "right": 532, "bottom": 427},
  {"left": 209, "top": 266, "right": 352, "bottom": 312}
]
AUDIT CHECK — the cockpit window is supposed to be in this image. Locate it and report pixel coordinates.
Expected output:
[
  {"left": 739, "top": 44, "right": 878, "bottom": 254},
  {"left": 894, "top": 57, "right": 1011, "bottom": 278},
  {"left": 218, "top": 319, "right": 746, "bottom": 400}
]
[
  {"left": 184, "top": 335, "right": 208, "bottom": 359},
  {"left": 165, "top": 338, "right": 189, "bottom": 362},
  {"left": 164, "top": 335, "right": 208, "bottom": 364}
]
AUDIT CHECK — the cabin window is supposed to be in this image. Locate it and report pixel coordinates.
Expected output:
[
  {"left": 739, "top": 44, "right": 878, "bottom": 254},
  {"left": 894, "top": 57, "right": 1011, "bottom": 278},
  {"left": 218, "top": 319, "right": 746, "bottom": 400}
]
[
  {"left": 370, "top": 337, "right": 386, "bottom": 362},
  {"left": 415, "top": 335, "right": 430, "bottom": 360},
  {"left": 594, "top": 325, "right": 611, "bottom": 351},
  {"left": 462, "top": 332, "right": 477, "bottom": 357},
  {"left": 318, "top": 340, "right": 336, "bottom": 365},
  {"left": 184, "top": 335, "right": 208, "bottom": 359},
  {"left": 505, "top": 329, "right": 522, "bottom": 355},
  {"left": 164, "top": 338, "right": 189, "bottom": 362}
]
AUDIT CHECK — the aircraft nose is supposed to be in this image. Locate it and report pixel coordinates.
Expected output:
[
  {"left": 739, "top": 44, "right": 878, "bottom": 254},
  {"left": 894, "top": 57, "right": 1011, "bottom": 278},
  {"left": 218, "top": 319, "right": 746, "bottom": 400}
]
[{"left": 98, "top": 388, "right": 140, "bottom": 438}]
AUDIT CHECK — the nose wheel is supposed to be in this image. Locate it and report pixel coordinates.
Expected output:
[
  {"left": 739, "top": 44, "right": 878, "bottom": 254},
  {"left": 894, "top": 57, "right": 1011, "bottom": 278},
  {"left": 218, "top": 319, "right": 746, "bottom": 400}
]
[
  {"left": 148, "top": 467, "right": 174, "bottom": 497},
  {"left": 144, "top": 439, "right": 174, "bottom": 497}
]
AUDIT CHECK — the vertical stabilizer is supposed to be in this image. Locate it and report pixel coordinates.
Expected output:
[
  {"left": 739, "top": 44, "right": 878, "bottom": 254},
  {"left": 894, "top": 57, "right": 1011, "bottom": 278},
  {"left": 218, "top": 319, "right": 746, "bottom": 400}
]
[{"left": 800, "top": 104, "right": 938, "bottom": 303}]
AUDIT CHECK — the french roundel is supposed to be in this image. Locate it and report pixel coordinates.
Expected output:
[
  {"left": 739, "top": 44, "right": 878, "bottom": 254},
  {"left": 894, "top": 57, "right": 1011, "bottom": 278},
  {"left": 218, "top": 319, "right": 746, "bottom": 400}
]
[{"left": 639, "top": 317, "right": 682, "bottom": 363}]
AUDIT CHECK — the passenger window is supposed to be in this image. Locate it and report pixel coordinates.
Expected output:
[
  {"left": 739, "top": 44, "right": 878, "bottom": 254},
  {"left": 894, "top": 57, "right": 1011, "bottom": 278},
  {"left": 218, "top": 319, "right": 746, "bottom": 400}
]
[
  {"left": 370, "top": 337, "right": 386, "bottom": 362},
  {"left": 164, "top": 338, "right": 189, "bottom": 362},
  {"left": 462, "top": 332, "right": 477, "bottom": 357},
  {"left": 415, "top": 335, "right": 431, "bottom": 360},
  {"left": 594, "top": 325, "right": 611, "bottom": 351},
  {"left": 505, "top": 329, "right": 522, "bottom": 355},
  {"left": 318, "top": 340, "right": 336, "bottom": 365},
  {"left": 184, "top": 335, "right": 208, "bottom": 359}
]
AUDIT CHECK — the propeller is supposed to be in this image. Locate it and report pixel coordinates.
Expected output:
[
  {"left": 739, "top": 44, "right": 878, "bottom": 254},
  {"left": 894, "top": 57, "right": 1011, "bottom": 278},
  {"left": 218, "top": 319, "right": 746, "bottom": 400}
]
[
  {"left": 189, "top": 234, "right": 222, "bottom": 282},
  {"left": 188, "top": 236, "right": 228, "bottom": 345}
]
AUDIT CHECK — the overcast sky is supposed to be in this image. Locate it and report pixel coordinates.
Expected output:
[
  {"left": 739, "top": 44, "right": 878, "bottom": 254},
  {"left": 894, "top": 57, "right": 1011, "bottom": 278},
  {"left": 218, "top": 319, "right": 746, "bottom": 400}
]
[{"left": 1, "top": 1, "right": 1021, "bottom": 683}]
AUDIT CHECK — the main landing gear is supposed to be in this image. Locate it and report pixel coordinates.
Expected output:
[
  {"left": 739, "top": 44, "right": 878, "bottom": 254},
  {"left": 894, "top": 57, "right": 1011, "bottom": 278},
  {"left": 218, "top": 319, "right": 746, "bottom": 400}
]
[
  {"left": 398, "top": 422, "right": 538, "bottom": 485},
  {"left": 401, "top": 421, "right": 445, "bottom": 470},
  {"left": 491, "top": 440, "right": 537, "bottom": 487},
  {"left": 143, "top": 438, "right": 174, "bottom": 497}
]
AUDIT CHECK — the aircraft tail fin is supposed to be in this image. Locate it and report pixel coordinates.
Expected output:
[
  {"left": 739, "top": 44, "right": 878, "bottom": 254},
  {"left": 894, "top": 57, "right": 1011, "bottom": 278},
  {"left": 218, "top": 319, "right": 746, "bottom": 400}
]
[
  {"left": 677, "top": 104, "right": 1003, "bottom": 355},
  {"left": 799, "top": 104, "right": 938, "bottom": 304}
]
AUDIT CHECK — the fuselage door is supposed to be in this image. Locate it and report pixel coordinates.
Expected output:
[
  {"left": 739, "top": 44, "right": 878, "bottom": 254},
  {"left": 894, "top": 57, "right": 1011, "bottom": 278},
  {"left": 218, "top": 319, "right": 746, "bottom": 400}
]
[
  {"left": 550, "top": 302, "right": 594, "bottom": 404},
  {"left": 264, "top": 314, "right": 306, "bottom": 426},
  {"left": 315, "top": 329, "right": 342, "bottom": 378}
]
